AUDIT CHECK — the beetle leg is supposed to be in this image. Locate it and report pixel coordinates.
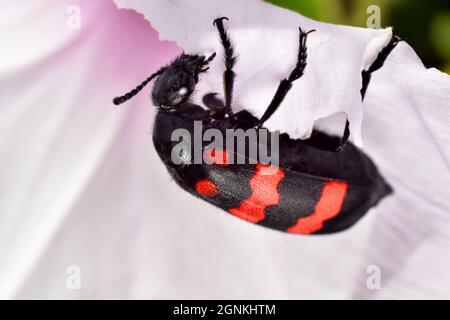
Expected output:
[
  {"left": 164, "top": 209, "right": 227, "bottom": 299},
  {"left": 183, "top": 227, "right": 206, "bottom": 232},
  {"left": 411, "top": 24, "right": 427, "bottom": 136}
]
[
  {"left": 304, "top": 33, "right": 402, "bottom": 152},
  {"left": 256, "top": 27, "right": 315, "bottom": 127},
  {"left": 361, "top": 33, "right": 402, "bottom": 99},
  {"left": 213, "top": 17, "right": 236, "bottom": 117}
]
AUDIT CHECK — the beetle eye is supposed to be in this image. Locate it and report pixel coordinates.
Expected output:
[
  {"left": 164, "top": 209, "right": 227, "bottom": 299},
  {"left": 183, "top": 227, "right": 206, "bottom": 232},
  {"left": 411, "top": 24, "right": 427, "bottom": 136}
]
[{"left": 178, "top": 87, "right": 188, "bottom": 96}]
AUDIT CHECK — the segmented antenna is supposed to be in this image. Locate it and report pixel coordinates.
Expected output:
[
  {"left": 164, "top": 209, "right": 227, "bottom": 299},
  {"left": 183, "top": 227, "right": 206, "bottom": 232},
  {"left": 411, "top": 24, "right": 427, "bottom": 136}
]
[{"left": 113, "top": 68, "right": 165, "bottom": 105}]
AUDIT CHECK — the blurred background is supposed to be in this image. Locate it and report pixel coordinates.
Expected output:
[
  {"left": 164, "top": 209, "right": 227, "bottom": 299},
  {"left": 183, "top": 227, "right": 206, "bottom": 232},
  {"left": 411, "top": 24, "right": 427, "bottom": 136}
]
[{"left": 268, "top": 0, "right": 450, "bottom": 72}]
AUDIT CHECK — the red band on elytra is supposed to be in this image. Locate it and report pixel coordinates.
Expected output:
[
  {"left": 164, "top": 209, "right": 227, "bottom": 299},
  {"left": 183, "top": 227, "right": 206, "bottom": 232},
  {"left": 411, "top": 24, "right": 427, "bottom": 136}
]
[
  {"left": 229, "top": 163, "right": 285, "bottom": 223},
  {"left": 287, "top": 180, "right": 348, "bottom": 234},
  {"left": 196, "top": 179, "right": 218, "bottom": 197}
]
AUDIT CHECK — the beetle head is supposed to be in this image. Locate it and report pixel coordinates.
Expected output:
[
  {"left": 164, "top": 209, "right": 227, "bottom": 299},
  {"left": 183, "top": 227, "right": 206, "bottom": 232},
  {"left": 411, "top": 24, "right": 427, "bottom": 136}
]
[
  {"left": 112, "top": 53, "right": 215, "bottom": 107},
  {"left": 152, "top": 54, "right": 214, "bottom": 108}
]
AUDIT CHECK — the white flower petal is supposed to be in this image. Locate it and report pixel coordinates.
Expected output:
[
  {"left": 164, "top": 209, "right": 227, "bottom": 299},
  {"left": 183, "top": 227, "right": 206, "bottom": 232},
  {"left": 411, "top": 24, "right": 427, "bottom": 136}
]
[{"left": 0, "top": 0, "right": 181, "bottom": 298}]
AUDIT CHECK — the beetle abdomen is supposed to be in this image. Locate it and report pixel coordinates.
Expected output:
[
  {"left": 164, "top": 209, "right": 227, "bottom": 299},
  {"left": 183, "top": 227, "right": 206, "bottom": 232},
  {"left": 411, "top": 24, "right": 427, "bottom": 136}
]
[{"left": 162, "top": 146, "right": 391, "bottom": 235}]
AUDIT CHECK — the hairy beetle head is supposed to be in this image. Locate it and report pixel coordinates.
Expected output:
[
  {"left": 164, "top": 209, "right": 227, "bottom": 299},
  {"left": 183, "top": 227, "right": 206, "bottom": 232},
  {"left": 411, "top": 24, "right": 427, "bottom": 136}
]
[
  {"left": 151, "top": 67, "right": 196, "bottom": 108},
  {"left": 151, "top": 54, "right": 214, "bottom": 108},
  {"left": 113, "top": 53, "right": 214, "bottom": 107}
]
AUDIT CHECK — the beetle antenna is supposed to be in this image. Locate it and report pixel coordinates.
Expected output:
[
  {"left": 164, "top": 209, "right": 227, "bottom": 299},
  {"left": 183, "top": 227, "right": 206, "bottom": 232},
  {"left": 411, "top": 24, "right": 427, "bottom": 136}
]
[{"left": 113, "top": 67, "right": 166, "bottom": 105}]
